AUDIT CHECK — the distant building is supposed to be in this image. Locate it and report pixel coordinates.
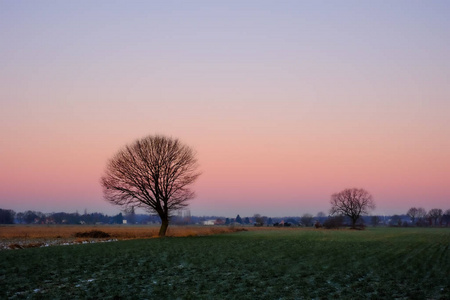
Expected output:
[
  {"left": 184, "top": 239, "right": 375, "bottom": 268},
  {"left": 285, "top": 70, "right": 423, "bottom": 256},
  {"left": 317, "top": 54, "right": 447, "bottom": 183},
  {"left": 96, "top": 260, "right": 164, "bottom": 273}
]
[{"left": 202, "top": 220, "right": 215, "bottom": 225}]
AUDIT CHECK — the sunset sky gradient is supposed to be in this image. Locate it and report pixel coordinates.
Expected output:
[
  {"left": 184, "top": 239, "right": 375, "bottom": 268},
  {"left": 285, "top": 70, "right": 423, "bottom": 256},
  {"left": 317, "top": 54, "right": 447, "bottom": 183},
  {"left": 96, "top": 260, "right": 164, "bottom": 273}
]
[{"left": 1, "top": 1, "right": 449, "bottom": 217}]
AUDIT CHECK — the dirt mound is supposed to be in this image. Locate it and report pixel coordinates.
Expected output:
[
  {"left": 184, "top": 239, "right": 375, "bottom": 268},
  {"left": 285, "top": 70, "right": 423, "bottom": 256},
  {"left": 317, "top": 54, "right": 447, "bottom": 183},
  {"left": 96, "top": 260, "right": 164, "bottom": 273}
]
[{"left": 74, "top": 230, "right": 111, "bottom": 238}]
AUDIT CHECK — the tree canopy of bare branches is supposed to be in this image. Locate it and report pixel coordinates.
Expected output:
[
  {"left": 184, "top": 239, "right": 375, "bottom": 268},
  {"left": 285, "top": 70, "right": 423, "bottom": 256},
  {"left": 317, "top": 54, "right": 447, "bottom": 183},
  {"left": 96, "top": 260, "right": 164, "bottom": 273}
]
[
  {"left": 101, "top": 135, "right": 200, "bottom": 236},
  {"left": 443, "top": 209, "right": 450, "bottom": 226},
  {"left": 428, "top": 208, "right": 443, "bottom": 226},
  {"left": 407, "top": 207, "right": 419, "bottom": 224},
  {"left": 330, "top": 188, "right": 375, "bottom": 228},
  {"left": 301, "top": 213, "right": 314, "bottom": 227}
]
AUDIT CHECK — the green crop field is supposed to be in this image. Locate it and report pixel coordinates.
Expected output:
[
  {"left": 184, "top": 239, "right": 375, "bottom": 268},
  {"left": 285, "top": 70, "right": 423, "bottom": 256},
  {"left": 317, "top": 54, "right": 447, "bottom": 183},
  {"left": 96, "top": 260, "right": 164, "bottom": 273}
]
[{"left": 1, "top": 227, "right": 449, "bottom": 299}]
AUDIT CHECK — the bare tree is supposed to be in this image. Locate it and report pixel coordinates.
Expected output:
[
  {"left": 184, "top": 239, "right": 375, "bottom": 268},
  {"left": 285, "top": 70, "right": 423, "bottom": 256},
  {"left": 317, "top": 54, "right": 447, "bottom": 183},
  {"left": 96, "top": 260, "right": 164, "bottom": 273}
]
[
  {"left": 253, "top": 214, "right": 266, "bottom": 226},
  {"left": 428, "top": 208, "right": 443, "bottom": 226},
  {"left": 301, "top": 213, "right": 314, "bottom": 227},
  {"left": 371, "top": 215, "right": 380, "bottom": 227},
  {"left": 101, "top": 135, "right": 201, "bottom": 236},
  {"left": 416, "top": 207, "right": 427, "bottom": 226},
  {"left": 323, "top": 215, "right": 345, "bottom": 229},
  {"left": 406, "top": 207, "right": 419, "bottom": 225},
  {"left": 315, "top": 211, "right": 327, "bottom": 227},
  {"left": 0, "top": 209, "right": 15, "bottom": 224},
  {"left": 124, "top": 206, "right": 136, "bottom": 224},
  {"left": 390, "top": 215, "right": 402, "bottom": 227},
  {"left": 330, "top": 188, "right": 375, "bottom": 228},
  {"left": 316, "top": 211, "right": 327, "bottom": 218},
  {"left": 443, "top": 209, "right": 450, "bottom": 227}
]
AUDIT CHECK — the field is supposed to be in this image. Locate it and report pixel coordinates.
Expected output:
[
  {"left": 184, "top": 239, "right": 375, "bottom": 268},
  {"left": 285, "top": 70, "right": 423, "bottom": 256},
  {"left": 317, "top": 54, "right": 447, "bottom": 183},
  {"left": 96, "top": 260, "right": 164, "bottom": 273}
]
[
  {"left": 0, "top": 225, "right": 244, "bottom": 249},
  {"left": 1, "top": 227, "right": 449, "bottom": 299}
]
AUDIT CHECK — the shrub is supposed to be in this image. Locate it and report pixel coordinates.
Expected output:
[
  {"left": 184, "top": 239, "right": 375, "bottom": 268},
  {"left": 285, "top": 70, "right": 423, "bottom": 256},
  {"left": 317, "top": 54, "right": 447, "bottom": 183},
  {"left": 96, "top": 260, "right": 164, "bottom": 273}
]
[
  {"left": 314, "top": 221, "right": 322, "bottom": 228},
  {"left": 323, "top": 216, "right": 345, "bottom": 229},
  {"left": 74, "top": 230, "right": 111, "bottom": 238}
]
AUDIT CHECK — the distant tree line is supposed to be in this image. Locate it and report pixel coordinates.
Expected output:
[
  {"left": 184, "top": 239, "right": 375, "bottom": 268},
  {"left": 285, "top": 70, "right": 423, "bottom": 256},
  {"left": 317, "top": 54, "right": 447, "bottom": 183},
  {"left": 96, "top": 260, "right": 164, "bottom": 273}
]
[
  {"left": 0, "top": 209, "right": 161, "bottom": 225},
  {"left": 1, "top": 207, "right": 449, "bottom": 227},
  {"left": 380, "top": 208, "right": 450, "bottom": 227},
  {"left": 0, "top": 209, "right": 15, "bottom": 224},
  {"left": 203, "top": 213, "right": 327, "bottom": 228},
  {"left": 201, "top": 209, "right": 450, "bottom": 229},
  {"left": 404, "top": 207, "right": 450, "bottom": 227},
  {"left": 0, "top": 209, "right": 329, "bottom": 226}
]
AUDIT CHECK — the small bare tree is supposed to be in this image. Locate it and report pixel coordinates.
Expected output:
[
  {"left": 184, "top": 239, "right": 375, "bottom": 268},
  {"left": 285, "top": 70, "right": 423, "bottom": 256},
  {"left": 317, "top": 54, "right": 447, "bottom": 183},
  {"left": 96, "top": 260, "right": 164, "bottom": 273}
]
[
  {"left": 301, "top": 213, "right": 314, "bottom": 227},
  {"left": 406, "top": 207, "right": 419, "bottom": 225},
  {"left": 443, "top": 209, "right": 450, "bottom": 227},
  {"left": 428, "top": 208, "right": 443, "bottom": 226},
  {"left": 371, "top": 215, "right": 380, "bottom": 227},
  {"left": 101, "top": 135, "right": 201, "bottom": 236},
  {"left": 416, "top": 207, "right": 427, "bottom": 226},
  {"left": 316, "top": 212, "right": 327, "bottom": 218},
  {"left": 330, "top": 188, "right": 375, "bottom": 228},
  {"left": 253, "top": 214, "right": 266, "bottom": 226}
]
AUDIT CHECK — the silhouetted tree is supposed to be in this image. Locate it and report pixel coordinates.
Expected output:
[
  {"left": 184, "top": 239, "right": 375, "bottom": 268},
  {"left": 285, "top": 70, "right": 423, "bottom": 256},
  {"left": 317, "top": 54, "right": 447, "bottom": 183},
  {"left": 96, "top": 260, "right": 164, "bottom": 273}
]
[
  {"left": 101, "top": 135, "right": 201, "bottom": 237},
  {"left": 253, "top": 214, "right": 265, "bottom": 226},
  {"left": 0, "top": 209, "right": 15, "bottom": 224},
  {"left": 323, "top": 215, "right": 345, "bottom": 229},
  {"left": 244, "top": 217, "right": 250, "bottom": 224},
  {"left": 51, "top": 212, "right": 80, "bottom": 224},
  {"left": 315, "top": 212, "right": 327, "bottom": 225},
  {"left": 282, "top": 218, "right": 296, "bottom": 226},
  {"left": 330, "top": 188, "right": 375, "bottom": 228},
  {"left": 316, "top": 212, "right": 326, "bottom": 218},
  {"left": 300, "top": 213, "right": 314, "bottom": 227},
  {"left": 371, "top": 215, "right": 380, "bottom": 227},
  {"left": 390, "top": 215, "right": 402, "bottom": 227},
  {"left": 406, "top": 207, "right": 419, "bottom": 225},
  {"left": 112, "top": 213, "right": 124, "bottom": 224},
  {"left": 428, "top": 208, "right": 443, "bottom": 226},
  {"left": 235, "top": 214, "right": 242, "bottom": 224},
  {"left": 80, "top": 212, "right": 109, "bottom": 224},
  {"left": 124, "top": 206, "right": 136, "bottom": 224},
  {"left": 23, "top": 211, "right": 44, "bottom": 224},
  {"left": 16, "top": 212, "right": 24, "bottom": 224},
  {"left": 443, "top": 209, "right": 450, "bottom": 227},
  {"left": 214, "top": 218, "right": 225, "bottom": 225},
  {"left": 416, "top": 207, "right": 427, "bottom": 226}
]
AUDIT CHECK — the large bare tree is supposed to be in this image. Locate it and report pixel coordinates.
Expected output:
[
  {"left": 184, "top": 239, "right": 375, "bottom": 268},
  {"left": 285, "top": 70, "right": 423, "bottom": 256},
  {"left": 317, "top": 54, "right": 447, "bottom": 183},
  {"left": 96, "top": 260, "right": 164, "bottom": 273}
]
[
  {"left": 101, "top": 135, "right": 201, "bottom": 236},
  {"left": 330, "top": 188, "right": 375, "bottom": 228}
]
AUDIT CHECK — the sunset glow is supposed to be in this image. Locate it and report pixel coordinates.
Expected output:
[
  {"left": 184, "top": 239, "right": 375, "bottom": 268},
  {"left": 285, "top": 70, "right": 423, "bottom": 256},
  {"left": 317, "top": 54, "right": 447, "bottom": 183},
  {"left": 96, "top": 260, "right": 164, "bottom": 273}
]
[{"left": 1, "top": 1, "right": 449, "bottom": 217}]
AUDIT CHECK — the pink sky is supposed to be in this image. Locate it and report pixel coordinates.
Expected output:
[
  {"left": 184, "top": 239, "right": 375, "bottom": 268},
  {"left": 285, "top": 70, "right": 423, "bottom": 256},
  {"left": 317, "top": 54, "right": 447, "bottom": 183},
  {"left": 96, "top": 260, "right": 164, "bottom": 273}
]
[{"left": 1, "top": 2, "right": 449, "bottom": 217}]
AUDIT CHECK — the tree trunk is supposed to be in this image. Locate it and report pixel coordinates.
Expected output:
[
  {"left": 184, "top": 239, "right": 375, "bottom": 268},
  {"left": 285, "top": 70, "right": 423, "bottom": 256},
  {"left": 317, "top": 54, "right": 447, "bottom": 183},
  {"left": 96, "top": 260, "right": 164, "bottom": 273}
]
[
  {"left": 159, "top": 215, "right": 169, "bottom": 237},
  {"left": 351, "top": 217, "right": 357, "bottom": 229}
]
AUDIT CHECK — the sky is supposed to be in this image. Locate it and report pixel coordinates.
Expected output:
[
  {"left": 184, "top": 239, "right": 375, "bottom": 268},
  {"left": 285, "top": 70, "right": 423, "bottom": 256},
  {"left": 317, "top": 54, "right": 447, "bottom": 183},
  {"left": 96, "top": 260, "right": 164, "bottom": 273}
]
[{"left": 1, "top": 1, "right": 449, "bottom": 217}]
